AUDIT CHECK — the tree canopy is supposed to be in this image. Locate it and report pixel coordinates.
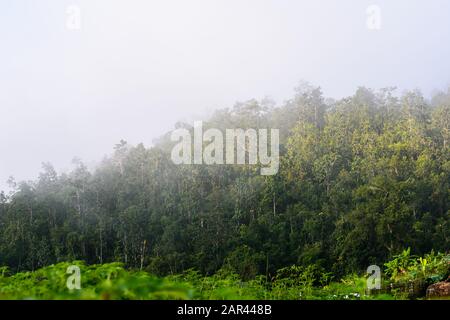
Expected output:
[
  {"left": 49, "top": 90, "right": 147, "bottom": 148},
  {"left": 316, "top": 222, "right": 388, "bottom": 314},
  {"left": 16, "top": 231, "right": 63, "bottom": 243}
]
[{"left": 0, "top": 84, "right": 448, "bottom": 280}]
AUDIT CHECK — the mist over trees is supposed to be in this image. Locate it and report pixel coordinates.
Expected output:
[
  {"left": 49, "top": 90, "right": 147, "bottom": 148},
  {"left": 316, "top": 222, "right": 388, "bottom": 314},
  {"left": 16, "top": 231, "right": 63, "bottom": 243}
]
[{"left": 0, "top": 84, "right": 448, "bottom": 279}]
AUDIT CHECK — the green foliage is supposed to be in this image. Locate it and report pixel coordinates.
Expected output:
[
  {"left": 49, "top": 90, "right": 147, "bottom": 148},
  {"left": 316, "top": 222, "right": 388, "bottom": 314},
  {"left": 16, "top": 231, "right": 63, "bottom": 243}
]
[
  {"left": 0, "top": 251, "right": 446, "bottom": 300},
  {"left": 0, "top": 262, "right": 195, "bottom": 300},
  {"left": 0, "top": 262, "right": 379, "bottom": 300},
  {"left": 0, "top": 84, "right": 448, "bottom": 299},
  {"left": 385, "top": 249, "right": 450, "bottom": 284},
  {"left": 383, "top": 249, "right": 450, "bottom": 299}
]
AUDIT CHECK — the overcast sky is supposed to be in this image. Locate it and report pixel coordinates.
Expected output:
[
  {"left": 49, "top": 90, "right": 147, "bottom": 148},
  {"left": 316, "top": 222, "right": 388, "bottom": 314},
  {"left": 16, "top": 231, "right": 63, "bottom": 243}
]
[{"left": 1, "top": 0, "right": 450, "bottom": 192}]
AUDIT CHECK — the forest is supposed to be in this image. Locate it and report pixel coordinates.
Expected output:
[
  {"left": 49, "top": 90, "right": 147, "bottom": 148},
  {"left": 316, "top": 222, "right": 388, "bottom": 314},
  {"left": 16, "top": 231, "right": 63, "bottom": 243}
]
[{"left": 0, "top": 83, "right": 449, "bottom": 299}]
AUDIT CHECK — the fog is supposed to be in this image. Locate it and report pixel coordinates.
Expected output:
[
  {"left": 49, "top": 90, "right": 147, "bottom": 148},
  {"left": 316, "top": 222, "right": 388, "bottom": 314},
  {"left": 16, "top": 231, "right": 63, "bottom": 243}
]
[{"left": 1, "top": 0, "right": 450, "bottom": 192}]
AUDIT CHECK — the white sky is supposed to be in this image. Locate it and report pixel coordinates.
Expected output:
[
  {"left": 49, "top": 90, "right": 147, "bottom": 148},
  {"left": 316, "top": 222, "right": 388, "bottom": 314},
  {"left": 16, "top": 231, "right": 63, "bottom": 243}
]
[{"left": 1, "top": 0, "right": 450, "bottom": 191}]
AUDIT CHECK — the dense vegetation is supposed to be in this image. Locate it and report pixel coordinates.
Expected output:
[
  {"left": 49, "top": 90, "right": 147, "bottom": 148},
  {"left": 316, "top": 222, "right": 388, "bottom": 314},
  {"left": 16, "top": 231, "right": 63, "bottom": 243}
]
[
  {"left": 0, "top": 250, "right": 448, "bottom": 300},
  {"left": 0, "top": 83, "right": 448, "bottom": 298}
]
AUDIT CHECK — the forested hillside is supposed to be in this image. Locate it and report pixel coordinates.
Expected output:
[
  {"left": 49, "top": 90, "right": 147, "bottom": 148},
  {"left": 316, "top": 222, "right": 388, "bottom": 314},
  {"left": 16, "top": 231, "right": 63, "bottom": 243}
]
[{"left": 0, "top": 84, "right": 448, "bottom": 282}]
